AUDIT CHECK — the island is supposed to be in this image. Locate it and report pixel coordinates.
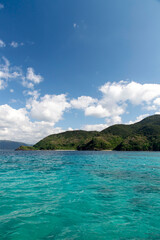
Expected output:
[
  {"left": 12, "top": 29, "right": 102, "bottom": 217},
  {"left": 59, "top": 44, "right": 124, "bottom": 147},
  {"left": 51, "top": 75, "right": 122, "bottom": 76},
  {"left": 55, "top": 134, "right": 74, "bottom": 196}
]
[{"left": 17, "top": 115, "right": 160, "bottom": 151}]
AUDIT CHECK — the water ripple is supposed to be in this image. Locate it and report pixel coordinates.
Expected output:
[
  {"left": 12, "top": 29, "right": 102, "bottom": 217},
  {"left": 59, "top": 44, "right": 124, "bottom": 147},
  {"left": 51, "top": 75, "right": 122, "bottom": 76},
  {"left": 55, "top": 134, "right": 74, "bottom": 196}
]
[{"left": 0, "top": 151, "right": 160, "bottom": 239}]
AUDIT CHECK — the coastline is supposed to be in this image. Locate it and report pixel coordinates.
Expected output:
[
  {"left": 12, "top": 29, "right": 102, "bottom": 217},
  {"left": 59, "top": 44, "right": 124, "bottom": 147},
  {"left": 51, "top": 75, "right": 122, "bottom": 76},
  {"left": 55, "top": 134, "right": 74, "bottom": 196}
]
[{"left": 16, "top": 147, "right": 113, "bottom": 151}]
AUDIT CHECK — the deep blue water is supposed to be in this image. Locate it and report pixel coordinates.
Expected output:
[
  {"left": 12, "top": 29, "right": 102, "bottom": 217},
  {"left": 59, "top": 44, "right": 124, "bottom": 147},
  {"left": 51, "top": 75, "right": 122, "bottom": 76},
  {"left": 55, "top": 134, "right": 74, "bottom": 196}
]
[{"left": 0, "top": 150, "right": 160, "bottom": 240}]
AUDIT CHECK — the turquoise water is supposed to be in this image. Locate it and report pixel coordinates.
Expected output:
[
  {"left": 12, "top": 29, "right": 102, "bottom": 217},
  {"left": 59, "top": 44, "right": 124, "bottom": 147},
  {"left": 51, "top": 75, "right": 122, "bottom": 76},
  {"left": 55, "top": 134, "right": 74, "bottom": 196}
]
[{"left": 0, "top": 151, "right": 160, "bottom": 240}]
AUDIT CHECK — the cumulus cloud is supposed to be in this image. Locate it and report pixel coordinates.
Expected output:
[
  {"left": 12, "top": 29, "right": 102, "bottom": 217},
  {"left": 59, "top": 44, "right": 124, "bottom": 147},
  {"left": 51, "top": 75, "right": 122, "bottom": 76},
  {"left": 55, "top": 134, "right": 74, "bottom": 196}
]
[
  {"left": 99, "top": 81, "right": 160, "bottom": 105},
  {"left": 97, "top": 81, "right": 160, "bottom": 120},
  {"left": 27, "top": 94, "right": 70, "bottom": 124},
  {"left": 0, "top": 39, "right": 6, "bottom": 48},
  {"left": 1, "top": 74, "right": 160, "bottom": 141},
  {"left": 0, "top": 93, "right": 70, "bottom": 143},
  {"left": 0, "top": 104, "right": 64, "bottom": 143},
  {"left": 83, "top": 115, "right": 122, "bottom": 132},
  {"left": 71, "top": 96, "right": 97, "bottom": 109},
  {"left": 100, "top": 81, "right": 160, "bottom": 116},
  {"left": 0, "top": 57, "right": 71, "bottom": 143},
  {"left": 83, "top": 113, "right": 150, "bottom": 131},
  {"left": 85, "top": 105, "right": 109, "bottom": 118},
  {"left": 71, "top": 81, "right": 160, "bottom": 130}
]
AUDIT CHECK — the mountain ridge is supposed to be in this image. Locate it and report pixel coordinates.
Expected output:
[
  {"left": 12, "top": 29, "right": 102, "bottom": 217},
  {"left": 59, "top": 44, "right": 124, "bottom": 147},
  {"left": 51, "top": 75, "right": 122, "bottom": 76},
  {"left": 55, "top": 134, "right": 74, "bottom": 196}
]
[
  {"left": 17, "top": 114, "right": 160, "bottom": 151},
  {"left": 0, "top": 140, "right": 28, "bottom": 150}
]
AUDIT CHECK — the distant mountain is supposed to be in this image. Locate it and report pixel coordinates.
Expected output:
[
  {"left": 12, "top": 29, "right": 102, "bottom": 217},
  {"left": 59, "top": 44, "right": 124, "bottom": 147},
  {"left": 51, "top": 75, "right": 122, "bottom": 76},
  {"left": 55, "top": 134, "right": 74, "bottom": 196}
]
[
  {"left": 17, "top": 115, "right": 160, "bottom": 151},
  {"left": 0, "top": 140, "right": 28, "bottom": 150}
]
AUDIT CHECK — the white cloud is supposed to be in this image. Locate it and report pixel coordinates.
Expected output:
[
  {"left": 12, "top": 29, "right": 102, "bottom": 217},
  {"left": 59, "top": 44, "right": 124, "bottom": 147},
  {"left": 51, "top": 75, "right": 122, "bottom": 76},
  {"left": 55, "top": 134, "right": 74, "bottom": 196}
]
[
  {"left": 0, "top": 3, "right": 4, "bottom": 9},
  {"left": 26, "top": 67, "right": 43, "bottom": 84},
  {"left": 70, "top": 82, "right": 131, "bottom": 122},
  {"left": 83, "top": 123, "right": 109, "bottom": 132},
  {"left": 83, "top": 114, "right": 122, "bottom": 132},
  {"left": 71, "top": 96, "right": 97, "bottom": 109},
  {"left": 0, "top": 57, "right": 22, "bottom": 90},
  {"left": 85, "top": 105, "right": 109, "bottom": 118},
  {"left": 83, "top": 113, "right": 150, "bottom": 131},
  {"left": 22, "top": 79, "right": 34, "bottom": 89},
  {"left": 0, "top": 57, "right": 21, "bottom": 79},
  {"left": 98, "top": 81, "right": 160, "bottom": 120},
  {"left": 0, "top": 58, "right": 71, "bottom": 143},
  {"left": 10, "top": 41, "right": 18, "bottom": 48},
  {"left": 10, "top": 89, "right": 14, "bottom": 93},
  {"left": 127, "top": 114, "right": 150, "bottom": 125},
  {"left": 153, "top": 98, "right": 160, "bottom": 106},
  {"left": 99, "top": 81, "right": 160, "bottom": 105},
  {"left": 1, "top": 68, "right": 160, "bottom": 142},
  {"left": 67, "top": 127, "right": 73, "bottom": 131},
  {"left": 70, "top": 81, "right": 160, "bottom": 131},
  {"left": 23, "top": 90, "right": 40, "bottom": 100},
  {"left": 0, "top": 57, "right": 43, "bottom": 90},
  {"left": 135, "top": 113, "right": 150, "bottom": 122},
  {"left": 85, "top": 103, "right": 126, "bottom": 120},
  {"left": 22, "top": 67, "right": 43, "bottom": 89},
  {"left": 28, "top": 94, "right": 70, "bottom": 124},
  {"left": 85, "top": 81, "right": 160, "bottom": 119},
  {"left": 0, "top": 39, "right": 6, "bottom": 48},
  {"left": 0, "top": 104, "right": 65, "bottom": 144}
]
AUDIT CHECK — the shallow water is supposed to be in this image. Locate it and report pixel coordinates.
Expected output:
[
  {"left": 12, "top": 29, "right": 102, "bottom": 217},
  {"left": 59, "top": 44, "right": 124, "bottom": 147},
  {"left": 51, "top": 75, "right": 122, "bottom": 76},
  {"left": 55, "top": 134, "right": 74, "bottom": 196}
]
[{"left": 0, "top": 150, "right": 160, "bottom": 240}]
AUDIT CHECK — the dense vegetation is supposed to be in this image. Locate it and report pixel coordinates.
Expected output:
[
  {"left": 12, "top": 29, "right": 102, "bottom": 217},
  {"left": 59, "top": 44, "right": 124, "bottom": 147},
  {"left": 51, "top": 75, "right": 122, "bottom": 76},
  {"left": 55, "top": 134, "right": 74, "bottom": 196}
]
[
  {"left": 34, "top": 130, "right": 99, "bottom": 150},
  {"left": 16, "top": 145, "right": 35, "bottom": 151},
  {"left": 17, "top": 115, "right": 160, "bottom": 151}
]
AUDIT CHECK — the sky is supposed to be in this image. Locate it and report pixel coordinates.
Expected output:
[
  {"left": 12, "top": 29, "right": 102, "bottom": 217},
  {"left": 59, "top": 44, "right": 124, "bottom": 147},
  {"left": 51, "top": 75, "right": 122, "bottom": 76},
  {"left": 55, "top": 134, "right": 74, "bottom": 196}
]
[{"left": 1, "top": 0, "right": 160, "bottom": 143}]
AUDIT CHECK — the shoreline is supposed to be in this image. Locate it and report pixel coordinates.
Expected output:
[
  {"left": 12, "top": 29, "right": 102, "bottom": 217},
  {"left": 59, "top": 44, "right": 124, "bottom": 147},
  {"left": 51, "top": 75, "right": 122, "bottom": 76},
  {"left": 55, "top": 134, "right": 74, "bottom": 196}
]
[{"left": 16, "top": 148, "right": 113, "bottom": 151}]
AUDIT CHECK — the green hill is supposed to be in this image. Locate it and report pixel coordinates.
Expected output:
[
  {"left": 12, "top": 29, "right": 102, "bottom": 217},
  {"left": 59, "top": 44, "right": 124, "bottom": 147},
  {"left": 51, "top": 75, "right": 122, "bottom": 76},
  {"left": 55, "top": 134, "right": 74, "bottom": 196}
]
[
  {"left": 77, "top": 137, "right": 112, "bottom": 151},
  {"left": 34, "top": 130, "right": 99, "bottom": 150},
  {"left": 17, "top": 115, "right": 160, "bottom": 151}
]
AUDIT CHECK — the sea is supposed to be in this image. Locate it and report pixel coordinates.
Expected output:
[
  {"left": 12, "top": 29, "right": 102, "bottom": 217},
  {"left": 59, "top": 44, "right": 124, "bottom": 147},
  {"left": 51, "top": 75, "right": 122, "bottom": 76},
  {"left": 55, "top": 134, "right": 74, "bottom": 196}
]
[{"left": 0, "top": 150, "right": 160, "bottom": 240}]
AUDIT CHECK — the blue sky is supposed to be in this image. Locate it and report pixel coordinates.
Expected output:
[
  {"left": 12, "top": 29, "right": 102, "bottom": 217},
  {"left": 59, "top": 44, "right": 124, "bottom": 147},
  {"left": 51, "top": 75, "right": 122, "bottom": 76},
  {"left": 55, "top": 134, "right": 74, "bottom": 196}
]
[{"left": 1, "top": 0, "right": 160, "bottom": 143}]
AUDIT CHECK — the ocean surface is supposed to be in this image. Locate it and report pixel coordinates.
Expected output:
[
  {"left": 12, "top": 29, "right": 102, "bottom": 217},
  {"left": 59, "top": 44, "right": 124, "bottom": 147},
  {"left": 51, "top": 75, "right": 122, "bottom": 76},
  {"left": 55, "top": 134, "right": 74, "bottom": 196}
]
[{"left": 0, "top": 150, "right": 160, "bottom": 240}]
